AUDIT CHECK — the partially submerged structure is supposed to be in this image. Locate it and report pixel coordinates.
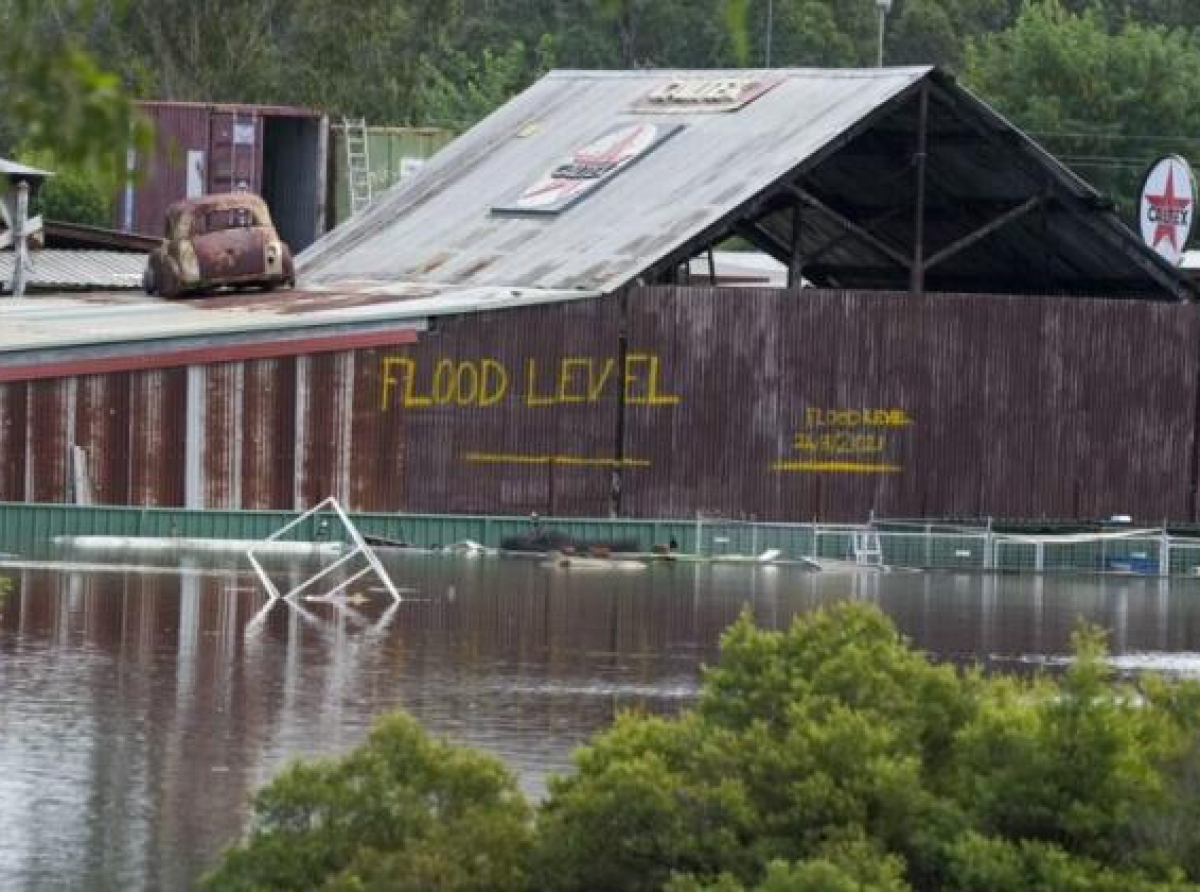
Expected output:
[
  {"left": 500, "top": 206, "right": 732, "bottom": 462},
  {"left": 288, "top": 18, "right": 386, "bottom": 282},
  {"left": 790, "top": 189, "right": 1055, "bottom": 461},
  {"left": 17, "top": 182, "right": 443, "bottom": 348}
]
[{"left": 0, "top": 68, "right": 1197, "bottom": 522}]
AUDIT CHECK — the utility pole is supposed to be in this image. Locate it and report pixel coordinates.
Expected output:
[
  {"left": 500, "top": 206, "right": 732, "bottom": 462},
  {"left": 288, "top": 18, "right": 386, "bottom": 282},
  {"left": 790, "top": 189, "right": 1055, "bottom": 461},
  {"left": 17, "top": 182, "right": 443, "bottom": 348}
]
[
  {"left": 764, "top": 0, "right": 774, "bottom": 67},
  {"left": 876, "top": 0, "right": 893, "bottom": 67}
]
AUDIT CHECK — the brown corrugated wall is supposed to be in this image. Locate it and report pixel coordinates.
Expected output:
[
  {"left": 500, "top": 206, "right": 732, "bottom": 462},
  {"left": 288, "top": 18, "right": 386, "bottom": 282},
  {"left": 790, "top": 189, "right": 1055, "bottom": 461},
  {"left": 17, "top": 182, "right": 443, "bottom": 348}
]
[
  {"left": 0, "top": 382, "right": 26, "bottom": 500},
  {"left": 2, "top": 287, "right": 1198, "bottom": 522}
]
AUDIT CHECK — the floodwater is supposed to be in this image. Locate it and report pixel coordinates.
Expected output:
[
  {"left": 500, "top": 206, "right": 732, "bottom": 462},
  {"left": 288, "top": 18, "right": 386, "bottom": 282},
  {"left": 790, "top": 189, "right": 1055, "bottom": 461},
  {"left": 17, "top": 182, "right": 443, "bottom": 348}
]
[{"left": 3, "top": 551, "right": 1200, "bottom": 890}]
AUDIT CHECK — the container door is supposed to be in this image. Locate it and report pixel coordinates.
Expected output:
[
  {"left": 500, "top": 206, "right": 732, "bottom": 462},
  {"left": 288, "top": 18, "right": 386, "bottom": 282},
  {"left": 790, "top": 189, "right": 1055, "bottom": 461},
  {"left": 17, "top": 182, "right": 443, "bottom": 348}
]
[{"left": 208, "top": 111, "right": 262, "bottom": 195}]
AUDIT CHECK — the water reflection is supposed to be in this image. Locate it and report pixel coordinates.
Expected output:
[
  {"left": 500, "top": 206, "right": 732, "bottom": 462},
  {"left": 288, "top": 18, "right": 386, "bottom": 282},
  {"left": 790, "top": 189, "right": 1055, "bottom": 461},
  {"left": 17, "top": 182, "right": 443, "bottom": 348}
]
[{"left": 3, "top": 555, "right": 1200, "bottom": 888}]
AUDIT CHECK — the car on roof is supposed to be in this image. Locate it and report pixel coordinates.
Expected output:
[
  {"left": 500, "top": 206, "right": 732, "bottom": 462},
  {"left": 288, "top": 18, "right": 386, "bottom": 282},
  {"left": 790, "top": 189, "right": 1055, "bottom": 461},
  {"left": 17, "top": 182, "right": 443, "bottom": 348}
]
[{"left": 143, "top": 192, "right": 294, "bottom": 298}]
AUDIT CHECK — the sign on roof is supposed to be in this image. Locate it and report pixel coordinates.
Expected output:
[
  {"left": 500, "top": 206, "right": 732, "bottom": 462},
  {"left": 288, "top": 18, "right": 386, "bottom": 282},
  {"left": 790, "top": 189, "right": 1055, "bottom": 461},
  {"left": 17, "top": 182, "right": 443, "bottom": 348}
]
[
  {"left": 631, "top": 76, "right": 782, "bottom": 114},
  {"left": 494, "top": 123, "right": 681, "bottom": 215},
  {"left": 1139, "top": 155, "right": 1195, "bottom": 266}
]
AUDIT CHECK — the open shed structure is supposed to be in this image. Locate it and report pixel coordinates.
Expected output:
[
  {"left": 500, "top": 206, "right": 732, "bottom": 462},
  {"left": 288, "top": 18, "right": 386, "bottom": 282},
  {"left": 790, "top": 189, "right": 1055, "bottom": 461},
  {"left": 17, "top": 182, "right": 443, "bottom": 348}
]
[
  {"left": 302, "top": 67, "right": 1189, "bottom": 299},
  {"left": 0, "top": 67, "right": 1197, "bottom": 523}
]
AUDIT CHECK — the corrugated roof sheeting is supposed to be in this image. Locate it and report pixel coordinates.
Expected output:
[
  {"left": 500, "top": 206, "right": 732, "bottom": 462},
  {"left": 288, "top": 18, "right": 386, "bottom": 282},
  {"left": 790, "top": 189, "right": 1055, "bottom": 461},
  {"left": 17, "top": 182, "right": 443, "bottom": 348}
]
[
  {"left": 0, "top": 251, "right": 146, "bottom": 292},
  {"left": 299, "top": 67, "right": 1190, "bottom": 300},
  {"left": 300, "top": 68, "right": 929, "bottom": 293},
  {"left": 0, "top": 287, "right": 559, "bottom": 358}
]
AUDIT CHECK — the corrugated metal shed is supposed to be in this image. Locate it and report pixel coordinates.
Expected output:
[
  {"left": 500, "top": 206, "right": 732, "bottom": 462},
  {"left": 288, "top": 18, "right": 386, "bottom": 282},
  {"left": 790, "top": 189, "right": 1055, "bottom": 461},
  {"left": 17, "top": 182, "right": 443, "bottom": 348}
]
[
  {"left": 299, "top": 67, "right": 1192, "bottom": 300},
  {"left": 0, "top": 251, "right": 146, "bottom": 291},
  {"left": 0, "top": 285, "right": 1195, "bottom": 521}
]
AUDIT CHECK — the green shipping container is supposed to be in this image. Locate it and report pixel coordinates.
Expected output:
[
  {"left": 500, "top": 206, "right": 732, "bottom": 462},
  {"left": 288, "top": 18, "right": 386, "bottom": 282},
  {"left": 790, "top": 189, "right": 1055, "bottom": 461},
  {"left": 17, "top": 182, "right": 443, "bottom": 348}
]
[{"left": 329, "top": 125, "right": 456, "bottom": 227}]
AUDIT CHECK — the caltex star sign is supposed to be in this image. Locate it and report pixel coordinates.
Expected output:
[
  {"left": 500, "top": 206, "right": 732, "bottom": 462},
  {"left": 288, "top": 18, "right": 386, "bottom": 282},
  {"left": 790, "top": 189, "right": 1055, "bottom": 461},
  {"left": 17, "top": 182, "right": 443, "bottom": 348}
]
[{"left": 1140, "top": 155, "right": 1195, "bottom": 266}]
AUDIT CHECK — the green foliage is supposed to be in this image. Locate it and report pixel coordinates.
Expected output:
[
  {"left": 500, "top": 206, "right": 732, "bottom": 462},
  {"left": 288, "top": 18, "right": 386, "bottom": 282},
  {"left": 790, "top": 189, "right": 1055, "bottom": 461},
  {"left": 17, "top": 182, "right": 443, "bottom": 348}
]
[
  {"left": 0, "top": 0, "right": 151, "bottom": 184},
  {"left": 200, "top": 712, "right": 532, "bottom": 891},
  {"left": 17, "top": 149, "right": 113, "bottom": 227},
  {"left": 207, "top": 603, "right": 1200, "bottom": 891},
  {"left": 417, "top": 37, "right": 556, "bottom": 130},
  {"left": 963, "top": 0, "right": 1200, "bottom": 220},
  {"left": 531, "top": 604, "right": 1200, "bottom": 891}
]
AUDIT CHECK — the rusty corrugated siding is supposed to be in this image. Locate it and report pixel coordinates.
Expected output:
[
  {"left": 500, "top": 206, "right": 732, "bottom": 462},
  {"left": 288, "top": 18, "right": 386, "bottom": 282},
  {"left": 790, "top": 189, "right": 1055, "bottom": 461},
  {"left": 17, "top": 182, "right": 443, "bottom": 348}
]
[
  {"left": 3, "top": 286, "right": 1198, "bottom": 522},
  {"left": 241, "top": 358, "right": 296, "bottom": 509},
  {"left": 381, "top": 300, "right": 622, "bottom": 516},
  {"left": 76, "top": 373, "right": 131, "bottom": 504},
  {"left": 620, "top": 287, "right": 1200, "bottom": 522},
  {"left": 0, "top": 383, "right": 26, "bottom": 500},
  {"left": 202, "top": 363, "right": 241, "bottom": 508},
  {"left": 27, "top": 379, "right": 71, "bottom": 502},
  {"left": 350, "top": 348, "right": 405, "bottom": 512},
  {"left": 295, "top": 352, "right": 355, "bottom": 508},
  {"left": 128, "top": 368, "right": 186, "bottom": 506}
]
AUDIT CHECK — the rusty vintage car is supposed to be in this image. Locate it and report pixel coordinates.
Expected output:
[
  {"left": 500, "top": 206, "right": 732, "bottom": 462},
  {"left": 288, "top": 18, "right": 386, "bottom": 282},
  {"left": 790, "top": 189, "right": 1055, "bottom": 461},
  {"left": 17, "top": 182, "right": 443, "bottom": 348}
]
[{"left": 143, "top": 192, "right": 295, "bottom": 298}]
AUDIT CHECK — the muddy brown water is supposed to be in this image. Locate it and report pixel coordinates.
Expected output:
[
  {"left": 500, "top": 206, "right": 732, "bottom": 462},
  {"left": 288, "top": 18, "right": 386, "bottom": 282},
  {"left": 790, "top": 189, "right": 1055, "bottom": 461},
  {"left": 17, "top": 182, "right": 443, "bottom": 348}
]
[{"left": 3, "top": 550, "right": 1200, "bottom": 890}]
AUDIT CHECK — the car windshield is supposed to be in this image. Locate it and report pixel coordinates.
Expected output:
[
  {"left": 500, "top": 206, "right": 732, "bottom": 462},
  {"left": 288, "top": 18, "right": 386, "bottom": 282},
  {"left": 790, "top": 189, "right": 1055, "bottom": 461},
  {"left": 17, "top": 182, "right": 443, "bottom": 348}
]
[{"left": 198, "top": 206, "right": 262, "bottom": 233}]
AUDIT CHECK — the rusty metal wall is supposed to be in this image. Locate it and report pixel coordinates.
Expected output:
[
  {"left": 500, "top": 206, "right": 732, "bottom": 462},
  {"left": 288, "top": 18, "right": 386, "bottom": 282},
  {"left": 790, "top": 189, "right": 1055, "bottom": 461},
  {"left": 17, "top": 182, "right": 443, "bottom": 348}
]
[
  {"left": 0, "top": 382, "right": 26, "bottom": 500},
  {"left": 622, "top": 287, "right": 1200, "bottom": 522},
  {"left": 129, "top": 368, "right": 186, "bottom": 506},
  {"left": 241, "top": 358, "right": 296, "bottom": 509},
  {"left": 380, "top": 300, "right": 623, "bottom": 517},
  {"left": 75, "top": 373, "right": 130, "bottom": 504},
  {"left": 0, "top": 287, "right": 1197, "bottom": 522}
]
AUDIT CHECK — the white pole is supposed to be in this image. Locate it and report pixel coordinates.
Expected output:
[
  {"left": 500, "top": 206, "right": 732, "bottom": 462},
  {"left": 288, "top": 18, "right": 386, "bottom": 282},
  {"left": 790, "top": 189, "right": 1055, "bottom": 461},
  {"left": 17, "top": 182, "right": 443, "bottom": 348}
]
[{"left": 12, "top": 181, "right": 29, "bottom": 299}]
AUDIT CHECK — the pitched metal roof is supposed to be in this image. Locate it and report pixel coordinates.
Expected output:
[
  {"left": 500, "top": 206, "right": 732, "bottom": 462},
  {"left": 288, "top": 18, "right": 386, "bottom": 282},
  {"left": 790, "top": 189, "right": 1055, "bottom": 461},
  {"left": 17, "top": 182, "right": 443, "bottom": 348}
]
[
  {"left": 299, "top": 67, "right": 1192, "bottom": 300},
  {"left": 0, "top": 284, "right": 574, "bottom": 357},
  {"left": 0, "top": 158, "right": 52, "bottom": 180},
  {"left": 0, "top": 250, "right": 146, "bottom": 292}
]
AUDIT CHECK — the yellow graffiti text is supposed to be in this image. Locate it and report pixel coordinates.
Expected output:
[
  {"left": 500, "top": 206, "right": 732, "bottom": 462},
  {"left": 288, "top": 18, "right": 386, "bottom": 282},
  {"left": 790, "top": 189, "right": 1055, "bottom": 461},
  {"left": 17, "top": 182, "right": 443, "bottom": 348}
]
[
  {"left": 380, "top": 356, "right": 508, "bottom": 411},
  {"left": 794, "top": 432, "right": 887, "bottom": 455},
  {"left": 775, "top": 406, "right": 913, "bottom": 474},
  {"left": 804, "top": 408, "right": 912, "bottom": 428},
  {"left": 463, "top": 452, "right": 650, "bottom": 468},
  {"left": 772, "top": 460, "right": 902, "bottom": 474},
  {"left": 381, "top": 352, "right": 680, "bottom": 411},
  {"left": 524, "top": 353, "right": 679, "bottom": 407}
]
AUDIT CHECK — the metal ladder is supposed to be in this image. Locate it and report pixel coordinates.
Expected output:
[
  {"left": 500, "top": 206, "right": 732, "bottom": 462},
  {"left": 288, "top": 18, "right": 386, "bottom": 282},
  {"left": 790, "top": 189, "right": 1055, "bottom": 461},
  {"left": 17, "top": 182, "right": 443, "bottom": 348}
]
[{"left": 343, "top": 117, "right": 373, "bottom": 215}]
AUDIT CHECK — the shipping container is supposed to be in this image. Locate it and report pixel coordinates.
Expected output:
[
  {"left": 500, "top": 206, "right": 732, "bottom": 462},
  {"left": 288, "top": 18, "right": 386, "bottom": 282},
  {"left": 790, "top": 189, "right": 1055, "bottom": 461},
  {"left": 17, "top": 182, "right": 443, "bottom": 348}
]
[
  {"left": 121, "top": 102, "right": 328, "bottom": 253},
  {"left": 327, "top": 124, "right": 455, "bottom": 228}
]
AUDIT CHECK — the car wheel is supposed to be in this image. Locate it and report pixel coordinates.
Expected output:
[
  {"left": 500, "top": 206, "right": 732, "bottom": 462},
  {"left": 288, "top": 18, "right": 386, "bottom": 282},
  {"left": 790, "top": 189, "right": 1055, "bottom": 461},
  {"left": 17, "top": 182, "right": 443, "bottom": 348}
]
[{"left": 142, "top": 264, "right": 156, "bottom": 295}]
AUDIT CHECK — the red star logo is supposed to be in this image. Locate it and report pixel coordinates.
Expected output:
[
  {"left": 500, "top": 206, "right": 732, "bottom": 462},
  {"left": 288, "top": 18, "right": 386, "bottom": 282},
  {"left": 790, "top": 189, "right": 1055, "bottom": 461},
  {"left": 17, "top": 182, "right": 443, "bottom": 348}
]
[{"left": 1146, "top": 164, "right": 1192, "bottom": 252}]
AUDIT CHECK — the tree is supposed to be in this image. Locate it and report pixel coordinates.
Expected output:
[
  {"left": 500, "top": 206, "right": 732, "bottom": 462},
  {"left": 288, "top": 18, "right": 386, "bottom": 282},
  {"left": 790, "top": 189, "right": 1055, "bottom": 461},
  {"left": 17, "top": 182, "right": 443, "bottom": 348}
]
[
  {"left": 206, "top": 604, "right": 1200, "bottom": 890},
  {"left": 200, "top": 713, "right": 533, "bottom": 891},
  {"left": 531, "top": 603, "right": 1200, "bottom": 890},
  {"left": 18, "top": 149, "right": 113, "bottom": 227},
  {"left": 963, "top": 0, "right": 1200, "bottom": 221},
  {"left": 0, "top": 0, "right": 151, "bottom": 186}
]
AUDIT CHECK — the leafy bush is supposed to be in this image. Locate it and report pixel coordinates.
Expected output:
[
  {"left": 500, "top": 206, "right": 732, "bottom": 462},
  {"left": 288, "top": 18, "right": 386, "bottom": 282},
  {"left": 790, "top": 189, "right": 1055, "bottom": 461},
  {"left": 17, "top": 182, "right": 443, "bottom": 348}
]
[{"left": 207, "top": 603, "right": 1200, "bottom": 891}]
